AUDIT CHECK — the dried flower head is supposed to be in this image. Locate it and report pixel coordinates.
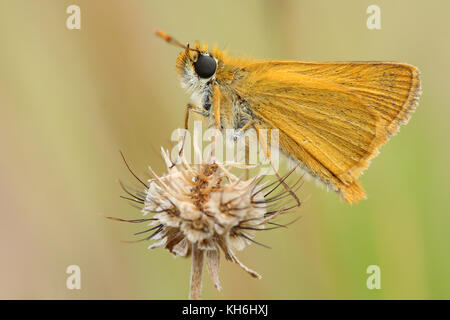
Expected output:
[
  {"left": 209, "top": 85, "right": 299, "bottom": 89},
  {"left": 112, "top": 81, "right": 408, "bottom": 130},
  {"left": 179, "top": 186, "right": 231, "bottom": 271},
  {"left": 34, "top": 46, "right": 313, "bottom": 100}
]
[{"left": 110, "top": 147, "right": 301, "bottom": 299}]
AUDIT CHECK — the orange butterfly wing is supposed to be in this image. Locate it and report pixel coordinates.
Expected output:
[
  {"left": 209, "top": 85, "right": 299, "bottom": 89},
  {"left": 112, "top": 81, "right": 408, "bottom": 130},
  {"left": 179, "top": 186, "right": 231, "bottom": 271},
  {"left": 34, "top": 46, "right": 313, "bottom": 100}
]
[{"left": 232, "top": 61, "right": 421, "bottom": 203}]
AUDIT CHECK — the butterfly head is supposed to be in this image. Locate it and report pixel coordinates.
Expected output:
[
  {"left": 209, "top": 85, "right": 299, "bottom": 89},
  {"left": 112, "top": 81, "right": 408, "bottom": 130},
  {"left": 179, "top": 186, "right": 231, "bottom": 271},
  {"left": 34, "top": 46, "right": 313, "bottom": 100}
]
[{"left": 176, "top": 43, "right": 219, "bottom": 91}]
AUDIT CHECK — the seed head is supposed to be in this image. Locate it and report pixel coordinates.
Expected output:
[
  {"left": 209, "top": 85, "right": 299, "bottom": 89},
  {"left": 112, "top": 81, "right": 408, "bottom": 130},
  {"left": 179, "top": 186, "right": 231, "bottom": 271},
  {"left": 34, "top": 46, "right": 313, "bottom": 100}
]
[{"left": 110, "top": 147, "right": 301, "bottom": 298}]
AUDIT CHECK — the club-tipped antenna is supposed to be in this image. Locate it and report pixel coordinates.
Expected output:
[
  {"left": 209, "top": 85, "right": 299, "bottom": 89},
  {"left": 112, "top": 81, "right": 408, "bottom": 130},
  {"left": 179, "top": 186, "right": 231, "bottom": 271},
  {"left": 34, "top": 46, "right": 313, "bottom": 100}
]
[{"left": 155, "top": 29, "right": 200, "bottom": 53}]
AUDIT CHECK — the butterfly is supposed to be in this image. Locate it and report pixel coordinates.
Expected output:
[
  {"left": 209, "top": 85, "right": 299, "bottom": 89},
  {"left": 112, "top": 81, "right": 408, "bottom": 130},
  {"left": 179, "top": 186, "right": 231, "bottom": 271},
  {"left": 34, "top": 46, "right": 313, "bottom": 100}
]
[{"left": 156, "top": 30, "right": 421, "bottom": 203}]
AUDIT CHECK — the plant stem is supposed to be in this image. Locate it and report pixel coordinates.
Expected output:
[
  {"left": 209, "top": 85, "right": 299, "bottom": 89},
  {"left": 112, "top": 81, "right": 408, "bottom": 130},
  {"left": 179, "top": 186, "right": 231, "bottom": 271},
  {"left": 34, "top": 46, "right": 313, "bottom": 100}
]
[{"left": 189, "top": 243, "right": 204, "bottom": 300}]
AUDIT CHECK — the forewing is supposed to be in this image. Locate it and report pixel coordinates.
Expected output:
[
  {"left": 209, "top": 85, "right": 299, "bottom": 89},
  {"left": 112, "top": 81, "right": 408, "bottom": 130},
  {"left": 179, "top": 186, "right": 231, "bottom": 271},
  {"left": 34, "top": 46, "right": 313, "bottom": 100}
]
[{"left": 235, "top": 61, "right": 421, "bottom": 203}]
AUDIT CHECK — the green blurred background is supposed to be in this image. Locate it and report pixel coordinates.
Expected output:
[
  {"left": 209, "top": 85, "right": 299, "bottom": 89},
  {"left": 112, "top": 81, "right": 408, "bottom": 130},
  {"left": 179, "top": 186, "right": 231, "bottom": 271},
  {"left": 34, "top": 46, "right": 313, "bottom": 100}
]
[{"left": 1, "top": 0, "right": 449, "bottom": 299}]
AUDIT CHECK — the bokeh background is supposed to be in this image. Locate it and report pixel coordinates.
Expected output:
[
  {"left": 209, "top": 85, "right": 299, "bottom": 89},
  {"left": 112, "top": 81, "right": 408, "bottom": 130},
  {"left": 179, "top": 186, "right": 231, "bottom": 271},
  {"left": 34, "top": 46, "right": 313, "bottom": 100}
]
[{"left": 1, "top": 0, "right": 449, "bottom": 299}]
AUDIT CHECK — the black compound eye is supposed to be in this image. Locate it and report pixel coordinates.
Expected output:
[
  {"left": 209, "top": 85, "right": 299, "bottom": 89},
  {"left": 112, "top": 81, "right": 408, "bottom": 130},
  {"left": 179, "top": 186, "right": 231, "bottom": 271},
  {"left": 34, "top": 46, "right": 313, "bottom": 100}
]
[{"left": 193, "top": 54, "right": 216, "bottom": 78}]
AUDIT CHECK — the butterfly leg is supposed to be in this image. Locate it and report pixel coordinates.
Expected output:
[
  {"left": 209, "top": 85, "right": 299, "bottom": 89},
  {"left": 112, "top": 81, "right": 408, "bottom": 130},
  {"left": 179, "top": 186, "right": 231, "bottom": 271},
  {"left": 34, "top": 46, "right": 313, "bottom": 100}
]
[
  {"left": 254, "top": 125, "right": 301, "bottom": 206},
  {"left": 170, "top": 103, "right": 208, "bottom": 168},
  {"left": 212, "top": 84, "right": 221, "bottom": 129},
  {"left": 234, "top": 120, "right": 255, "bottom": 139},
  {"left": 209, "top": 83, "right": 224, "bottom": 158},
  {"left": 236, "top": 120, "right": 256, "bottom": 180},
  {"left": 185, "top": 103, "right": 208, "bottom": 130}
]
